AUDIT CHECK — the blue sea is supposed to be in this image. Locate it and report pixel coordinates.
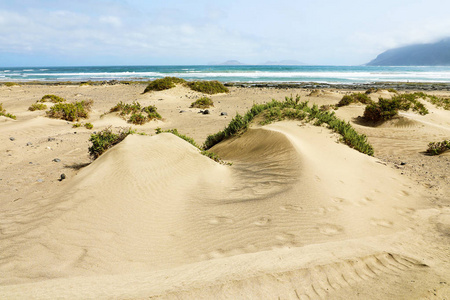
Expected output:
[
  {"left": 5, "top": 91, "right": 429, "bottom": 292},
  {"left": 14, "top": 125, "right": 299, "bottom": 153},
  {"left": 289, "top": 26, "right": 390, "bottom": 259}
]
[{"left": 1, "top": 65, "right": 450, "bottom": 84}]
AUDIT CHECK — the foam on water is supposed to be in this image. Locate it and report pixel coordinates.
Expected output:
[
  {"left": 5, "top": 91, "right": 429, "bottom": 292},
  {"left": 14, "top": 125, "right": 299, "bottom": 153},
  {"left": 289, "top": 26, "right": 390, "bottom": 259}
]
[{"left": 1, "top": 65, "right": 450, "bottom": 83}]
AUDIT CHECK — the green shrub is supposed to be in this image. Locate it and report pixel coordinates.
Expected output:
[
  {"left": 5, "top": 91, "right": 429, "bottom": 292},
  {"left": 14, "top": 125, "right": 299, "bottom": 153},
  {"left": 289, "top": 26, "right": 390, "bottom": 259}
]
[
  {"left": 84, "top": 122, "right": 94, "bottom": 129},
  {"left": 46, "top": 100, "right": 93, "bottom": 121},
  {"left": 4, "top": 82, "right": 18, "bottom": 87},
  {"left": 203, "top": 96, "right": 374, "bottom": 156},
  {"left": 426, "top": 140, "right": 450, "bottom": 155},
  {"left": 362, "top": 92, "right": 431, "bottom": 122},
  {"left": 143, "top": 77, "right": 186, "bottom": 93},
  {"left": 190, "top": 97, "right": 214, "bottom": 108},
  {"left": 186, "top": 80, "right": 229, "bottom": 94},
  {"left": 337, "top": 93, "right": 372, "bottom": 107},
  {"left": 88, "top": 127, "right": 133, "bottom": 159},
  {"left": 28, "top": 103, "right": 47, "bottom": 111},
  {"left": 0, "top": 103, "right": 16, "bottom": 119},
  {"left": 129, "top": 113, "right": 148, "bottom": 125},
  {"left": 109, "top": 101, "right": 161, "bottom": 124},
  {"left": 73, "top": 122, "right": 82, "bottom": 128},
  {"left": 40, "top": 94, "right": 66, "bottom": 103}
]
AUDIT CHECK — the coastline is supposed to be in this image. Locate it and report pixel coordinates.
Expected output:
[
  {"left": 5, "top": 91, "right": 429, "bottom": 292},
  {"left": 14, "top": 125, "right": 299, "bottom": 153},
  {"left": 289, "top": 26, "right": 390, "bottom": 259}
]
[{"left": 3, "top": 80, "right": 450, "bottom": 91}]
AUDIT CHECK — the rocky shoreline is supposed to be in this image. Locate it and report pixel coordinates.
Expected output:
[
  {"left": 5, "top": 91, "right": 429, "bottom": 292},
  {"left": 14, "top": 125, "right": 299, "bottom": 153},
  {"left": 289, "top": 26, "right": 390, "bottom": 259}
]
[{"left": 3, "top": 80, "right": 450, "bottom": 91}]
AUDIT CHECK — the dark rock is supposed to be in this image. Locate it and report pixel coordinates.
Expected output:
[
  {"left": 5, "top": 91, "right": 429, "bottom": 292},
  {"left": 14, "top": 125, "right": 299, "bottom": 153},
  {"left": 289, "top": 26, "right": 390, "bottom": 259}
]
[
  {"left": 48, "top": 137, "right": 56, "bottom": 141},
  {"left": 198, "top": 110, "right": 204, "bottom": 114},
  {"left": 59, "top": 174, "right": 66, "bottom": 181},
  {"left": 400, "top": 162, "right": 407, "bottom": 165},
  {"left": 53, "top": 158, "right": 61, "bottom": 163},
  {"left": 9, "top": 137, "right": 15, "bottom": 141},
  {"left": 74, "top": 132, "right": 77, "bottom": 134},
  {"left": 29, "top": 162, "right": 33, "bottom": 164},
  {"left": 179, "top": 110, "right": 186, "bottom": 113},
  {"left": 203, "top": 110, "right": 210, "bottom": 115},
  {"left": 26, "top": 142, "right": 32, "bottom": 146},
  {"left": 220, "top": 112, "right": 228, "bottom": 116}
]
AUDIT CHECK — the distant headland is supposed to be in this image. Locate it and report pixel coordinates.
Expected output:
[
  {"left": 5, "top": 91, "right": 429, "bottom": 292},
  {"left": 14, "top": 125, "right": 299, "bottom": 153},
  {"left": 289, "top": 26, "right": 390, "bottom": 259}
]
[{"left": 367, "top": 38, "right": 450, "bottom": 66}]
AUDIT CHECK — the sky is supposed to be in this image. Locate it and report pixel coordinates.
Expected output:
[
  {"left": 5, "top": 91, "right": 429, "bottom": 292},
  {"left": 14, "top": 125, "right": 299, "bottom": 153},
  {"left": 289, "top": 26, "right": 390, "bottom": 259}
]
[{"left": 1, "top": 0, "right": 450, "bottom": 67}]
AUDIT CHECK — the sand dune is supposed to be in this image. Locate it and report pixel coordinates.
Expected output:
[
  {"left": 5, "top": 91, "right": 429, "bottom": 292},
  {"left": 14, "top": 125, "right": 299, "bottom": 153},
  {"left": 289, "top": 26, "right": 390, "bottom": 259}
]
[{"left": 0, "top": 85, "right": 449, "bottom": 299}]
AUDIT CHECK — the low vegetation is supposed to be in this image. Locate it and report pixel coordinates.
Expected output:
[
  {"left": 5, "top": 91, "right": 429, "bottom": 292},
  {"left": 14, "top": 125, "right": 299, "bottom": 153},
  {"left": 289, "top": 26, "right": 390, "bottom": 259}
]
[
  {"left": 362, "top": 93, "right": 428, "bottom": 122},
  {"left": 155, "top": 128, "right": 230, "bottom": 164},
  {"left": 3, "top": 82, "right": 19, "bottom": 87},
  {"left": 40, "top": 94, "right": 66, "bottom": 103},
  {"left": 337, "top": 93, "right": 372, "bottom": 107},
  {"left": 46, "top": 100, "right": 93, "bottom": 121},
  {"left": 88, "top": 127, "right": 133, "bottom": 159},
  {"left": 28, "top": 103, "right": 47, "bottom": 111},
  {"left": 414, "top": 92, "right": 450, "bottom": 110},
  {"left": 0, "top": 103, "right": 16, "bottom": 119},
  {"left": 204, "top": 95, "right": 374, "bottom": 156},
  {"left": 109, "top": 101, "right": 161, "bottom": 125},
  {"left": 84, "top": 122, "right": 94, "bottom": 129},
  {"left": 186, "top": 80, "right": 229, "bottom": 94},
  {"left": 190, "top": 97, "right": 214, "bottom": 108},
  {"left": 143, "top": 77, "right": 186, "bottom": 93},
  {"left": 143, "top": 77, "right": 229, "bottom": 95},
  {"left": 426, "top": 140, "right": 450, "bottom": 155},
  {"left": 72, "top": 122, "right": 82, "bottom": 128}
]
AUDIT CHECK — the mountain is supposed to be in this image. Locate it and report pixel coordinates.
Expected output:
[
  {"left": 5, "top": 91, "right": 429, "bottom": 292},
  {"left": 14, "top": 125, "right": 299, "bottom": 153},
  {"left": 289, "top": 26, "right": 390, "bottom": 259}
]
[
  {"left": 218, "top": 60, "right": 246, "bottom": 65},
  {"left": 263, "top": 60, "right": 305, "bottom": 65},
  {"left": 367, "top": 38, "right": 450, "bottom": 66}
]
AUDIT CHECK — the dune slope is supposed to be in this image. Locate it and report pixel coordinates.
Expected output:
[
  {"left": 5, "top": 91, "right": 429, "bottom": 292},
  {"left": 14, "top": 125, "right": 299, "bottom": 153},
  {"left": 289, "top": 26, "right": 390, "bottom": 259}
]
[{"left": 1, "top": 120, "right": 448, "bottom": 299}]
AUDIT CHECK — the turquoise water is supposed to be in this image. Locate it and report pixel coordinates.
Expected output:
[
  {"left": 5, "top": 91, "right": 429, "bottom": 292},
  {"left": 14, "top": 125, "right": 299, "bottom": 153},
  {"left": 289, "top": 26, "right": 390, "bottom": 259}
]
[{"left": 1, "top": 65, "right": 450, "bottom": 83}]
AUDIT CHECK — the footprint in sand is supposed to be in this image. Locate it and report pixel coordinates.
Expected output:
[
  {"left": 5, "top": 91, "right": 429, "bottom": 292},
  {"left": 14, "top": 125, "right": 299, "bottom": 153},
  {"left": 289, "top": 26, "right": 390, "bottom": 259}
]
[
  {"left": 254, "top": 216, "right": 271, "bottom": 226},
  {"left": 318, "top": 224, "right": 344, "bottom": 235},
  {"left": 208, "top": 216, "right": 234, "bottom": 225},
  {"left": 280, "top": 204, "right": 303, "bottom": 212},
  {"left": 370, "top": 218, "right": 393, "bottom": 228},
  {"left": 275, "top": 232, "right": 296, "bottom": 242}
]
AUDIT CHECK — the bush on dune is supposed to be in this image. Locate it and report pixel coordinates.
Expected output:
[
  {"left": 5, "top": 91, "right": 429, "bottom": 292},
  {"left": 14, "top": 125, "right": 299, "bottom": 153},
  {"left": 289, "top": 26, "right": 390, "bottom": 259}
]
[
  {"left": 46, "top": 100, "right": 93, "bottom": 121},
  {"left": 88, "top": 127, "right": 133, "bottom": 159},
  {"left": 426, "top": 140, "right": 450, "bottom": 155},
  {"left": 40, "top": 94, "right": 66, "bottom": 103},
  {"left": 143, "top": 77, "right": 186, "bottom": 93},
  {"left": 28, "top": 103, "right": 47, "bottom": 111},
  {"left": 186, "top": 80, "right": 229, "bottom": 94},
  {"left": 108, "top": 101, "right": 161, "bottom": 125},
  {"left": 204, "top": 95, "right": 374, "bottom": 156},
  {"left": 337, "top": 93, "right": 372, "bottom": 107},
  {"left": 0, "top": 103, "right": 16, "bottom": 119},
  {"left": 190, "top": 97, "right": 214, "bottom": 108}
]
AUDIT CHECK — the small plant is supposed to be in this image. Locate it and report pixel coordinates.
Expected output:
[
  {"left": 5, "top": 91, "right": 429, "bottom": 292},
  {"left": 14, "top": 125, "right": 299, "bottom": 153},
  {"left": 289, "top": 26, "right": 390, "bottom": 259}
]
[
  {"left": 190, "top": 97, "right": 214, "bottom": 108},
  {"left": 143, "top": 77, "right": 186, "bottom": 93},
  {"left": 337, "top": 93, "right": 372, "bottom": 107},
  {"left": 84, "top": 122, "right": 94, "bottom": 129},
  {"left": 40, "top": 94, "right": 66, "bottom": 103},
  {"left": 88, "top": 127, "right": 133, "bottom": 159},
  {"left": 109, "top": 101, "right": 161, "bottom": 124},
  {"left": 4, "top": 82, "right": 18, "bottom": 87},
  {"left": 387, "top": 88, "right": 398, "bottom": 93},
  {"left": 362, "top": 92, "right": 429, "bottom": 122},
  {"left": 129, "top": 113, "right": 147, "bottom": 125},
  {"left": 28, "top": 103, "right": 47, "bottom": 111},
  {"left": 46, "top": 100, "right": 93, "bottom": 121},
  {"left": 0, "top": 103, "right": 16, "bottom": 119},
  {"left": 426, "top": 140, "right": 450, "bottom": 155},
  {"left": 186, "top": 80, "right": 229, "bottom": 94},
  {"left": 73, "top": 122, "right": 82, "bottom": 128}
]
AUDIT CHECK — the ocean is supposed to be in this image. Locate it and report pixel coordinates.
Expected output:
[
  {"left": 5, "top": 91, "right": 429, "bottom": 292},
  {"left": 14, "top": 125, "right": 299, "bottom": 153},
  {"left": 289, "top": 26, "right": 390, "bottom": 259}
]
[{"left": 1, "top": 65, "right": 450, "bottom": 84}]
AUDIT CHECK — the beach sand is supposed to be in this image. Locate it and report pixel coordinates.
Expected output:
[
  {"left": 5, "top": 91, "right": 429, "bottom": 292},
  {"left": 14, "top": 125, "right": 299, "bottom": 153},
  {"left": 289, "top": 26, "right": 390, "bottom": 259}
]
[{"left": 0, "top": 83, "right": 449, "bottom": 299}]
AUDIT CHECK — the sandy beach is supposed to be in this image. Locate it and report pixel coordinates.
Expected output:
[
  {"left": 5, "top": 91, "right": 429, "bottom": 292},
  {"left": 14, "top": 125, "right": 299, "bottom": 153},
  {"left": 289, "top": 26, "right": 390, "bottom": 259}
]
[{"left": 0, "top": 83, "right": 449, "bottom": 299}]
